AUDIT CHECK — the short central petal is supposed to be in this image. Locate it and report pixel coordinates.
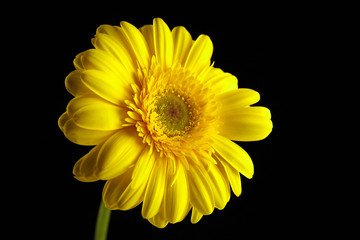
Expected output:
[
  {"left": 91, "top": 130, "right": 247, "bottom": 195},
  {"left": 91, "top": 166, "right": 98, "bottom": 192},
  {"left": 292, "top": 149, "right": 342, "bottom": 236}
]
[{"left": 155, "top": 93, "right": 191, "bottom": 136}]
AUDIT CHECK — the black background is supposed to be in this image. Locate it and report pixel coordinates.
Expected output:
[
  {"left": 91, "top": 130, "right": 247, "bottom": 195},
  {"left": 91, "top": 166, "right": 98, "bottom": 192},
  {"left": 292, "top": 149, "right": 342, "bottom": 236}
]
[{"left": 26, "top": 3, "right": 320, "bottom": 239}]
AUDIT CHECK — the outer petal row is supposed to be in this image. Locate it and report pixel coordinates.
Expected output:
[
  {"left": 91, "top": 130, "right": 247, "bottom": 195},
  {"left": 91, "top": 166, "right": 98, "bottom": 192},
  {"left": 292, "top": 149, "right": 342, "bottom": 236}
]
[
  {"left": 142, "top": 156, "right": 167, "bottom": 219},
  {"left": 120, "top": 21, "right": 151, "bottom": 69},
  {"left": 206, "top": 68, "right": 239, "bottom": 94},
  {"left": 212, "top": 134, "right": 254, "bottom": 179},
  {"left": 103, "top": 167, "right": 147, "bottom": 211},
  {"left": 216, "top": 88, "right": 272, "bottom": 141},
  {"left": 66, "top": 94, "right": 127, "bottom": 130},
  {"left": 92, "top": 31, "right": 137, "bottom": 75},
  {"left": 101, "top": 153, "right": 238, "bottom": 228},
  {"left": 72, "top": 127, "right": 145, "bottom": 181},
  {"left": 94, "top": 22, "right": 152, "bottom": 70},
  {"left": 184, "top": 34, "right": 213, "bottom": 75},
  {"left": 59, "top": 112, "right": 116, "bottom": 146},
  {"left": 71, "top": 18, "right": 214, "bottom": 92},
  {"left": 65, "top": 66, "right": 133, "bottom": 107},
  {"left": 65, "top": 70, "right": 92, "bottom": 97},
  {"left": 172, "top": 26, "right": 193, "bottom": 66},
  {"left": 81, "top": 69, "right": 133, "bottom": 106},
  {"left": 58, "top": 91, "right": 130, "bottom": 146},
  {"left": 187, "top": 163, "right": 215, "bottom": 215},
  {"left": 153, "top": 18, "right": 173, "bottom": 70},
  {"left": 164, "top": 163, "right": 189, "bottom": 223}
]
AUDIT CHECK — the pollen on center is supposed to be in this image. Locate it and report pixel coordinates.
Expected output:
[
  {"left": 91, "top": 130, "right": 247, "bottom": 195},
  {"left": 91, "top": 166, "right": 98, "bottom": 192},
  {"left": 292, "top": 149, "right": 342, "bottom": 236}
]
[{"left": 155, "top": 92, "right": 192, "bottom": 136}]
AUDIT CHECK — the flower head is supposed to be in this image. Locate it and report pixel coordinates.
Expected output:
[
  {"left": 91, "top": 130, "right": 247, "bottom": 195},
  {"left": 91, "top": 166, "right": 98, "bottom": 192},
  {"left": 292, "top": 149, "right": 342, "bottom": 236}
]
[{"left": 59, "top": 18, "right": 272, "bottom": 228}]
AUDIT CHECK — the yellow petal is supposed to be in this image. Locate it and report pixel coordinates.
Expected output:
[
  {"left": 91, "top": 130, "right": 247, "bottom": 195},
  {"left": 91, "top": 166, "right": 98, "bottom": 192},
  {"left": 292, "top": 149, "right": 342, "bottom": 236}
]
[
  {"left": 66, "top": 94, "right": 127, "bottom": 130},
  {"left": 142, "top": 157, "right": 167, "bottom": 219},
  {"left": 65, "top": 70, "right": 92, "bottom": 97},
  {"left": 153, "top": 18, "right": 173, "bottom": 70},
  {"left": 103, "top": 169, "right": 133, "bottom": 209},
  {"left": 140, "top": 25, "right": 155, "bottom": 57},
  {"left": 206, "top": 68, "right": 238, "bottom": 94},
  {"left": 148, "top": 204, "right": 168, "bottom": 228},
  {"left": 184, "top": 34, "right": 213, "bottom": 74},
  {"left": 96, "top": 24, "right": 138, "bottom": 67},
  {"left": 81, "top": 69, "right": 132, "bottom": 106},
  {"left": 96, "top": 24, "right": 124, "bottom": 42},
  {"left": 66, "top": 95, "right": 100, "bottom": 117},
  {"left": 219, "top": 106, "right": 273, "bottom": 141},
  {"left": 58, "top": 112, "right": 70, "bottom": 132},
  {"left": 165, "top": 163, "right": 189, "bottom": 223},
  {"left": 188, "top": 164, "right": 215, "bottom": 215},
  {"left": 131, "top": 147, "right": 156, "bottom": 190},
  {"left": 78, "top": 49, "right": 129, "bottom": 81},
  {"left": 73, "top": 53, "right": 83, "bottom": 69},
  {"left": 63, "top": 119, "right": 116, "bottom": 146},
  {"left": 103, "top": 167, "right": 147, "bottom": 211},
  {"left": 218, "top": 159, "right": 242, "bottom": 197},
  {"left": 92, "top": 32, "right": 137, "bottom": 75},
  {"left": 172, "top": 26, "right": 193, "bottom": 66},
  {"left": 212, "top": 134, "right": 254, "bottom": 179},
  {"left": 120, "top": 21, "right": 151, "bottom": 69},
  {"left": 207, "top": 163, "right": 230, "bottom": 210},
  {"left": 216, "top": 88, "right": 260, "bottom": 110},
  {"left": 73, "top": 143, "right": 103, "bottom": 182},
  {"left": 96, "top": 127, "right": 145, "bottom": 180},
  {"left": 190, "top": 208, "right": 203, "bottom": 224},
  {"left": 148, "top": 216, "right": 168, "bottom": 228}
]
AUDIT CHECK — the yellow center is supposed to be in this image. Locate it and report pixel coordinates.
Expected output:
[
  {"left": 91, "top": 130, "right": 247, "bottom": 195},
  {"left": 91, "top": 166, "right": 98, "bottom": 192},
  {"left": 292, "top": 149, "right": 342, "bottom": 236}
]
[
  {"left": 155, "top": 93, "right": 191, "bottom": 137},
  {"left": 126, "top": 59, "right": 219, "bottom": 164}
]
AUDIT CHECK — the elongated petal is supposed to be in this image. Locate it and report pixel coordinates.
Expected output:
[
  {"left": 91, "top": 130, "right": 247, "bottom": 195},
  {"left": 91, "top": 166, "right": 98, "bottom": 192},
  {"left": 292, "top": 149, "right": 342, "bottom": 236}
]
[
  {"left": 96, "top": 127, "right": 145, "bottom": 180},
  {"left": 65, "top": 70, "right": 92, "bottom": 96},
  {"left": 103, "top": 167, "right": 147, "bottom": 210},
  {"left": 216, "top": 88, "right": 260, "bottom": 109},
  {"left": 148, "top": 203, "right": 168, "bottom": 228},
  {"left": 165, "top": 163, "right": 189, "bottom": 223},
  {"left": 81, "top": 69, "right": 132, "bottom": 106},
  {"left": 73, "top": 143, "right": 104, "bottom": 182},
  {"left": 96, "top": 24, "right": 124, "bottom": 42},
  {"left": 58, "top": 112, "right": 70, "bottom": 132},
  {"left": 131, "top": 147, "right": 156, "bottom": 189},
  {"left": 188, "top": 164, "right": 214, "bottom": 215},
  {"left": 190, "top": 208, "right": 203, "bottom": 224},
  {"left": 78, "top": 49, "right": 130, "bottom": 81},
  {"left": 120, "top": 21, "right": 151, "bottom": 69},
  {"left": 96, "top": 24, "right": 138, "bottom": 67},
  {"left": 207, "top": 163, "right": 230, "bottom": 210},
  {"left": 218, "top": 159, "right": 242, "bottom": 197},
  {"left": 148, "top": 216, "right": 168, "bottom": 228},
  {"left": 117, "top": 183, "right": 146, "bottom": 211},
  {"left": 103, "top": 169, "right": 133, "bottom": 209},
  {"left": 63, "top": 119, "right": 116, "bottom": 146},
  {"left": 66, "top": 94, "right": 101, "bottom": 117},
  {"left": 66, "top": 95, "right": 127, "bottom": 130},
  {"left": 142, "top": 157, "right": 167, "bottom": 219},
  {"left": 172, "top": 26, "right": 193, "bottom": 66},
  {"left": 206, "top": 68, "right": 238, "bottom": 94},
  {"left": 92, "top": 32, "right": 137, "bottom": 75},
  {"left": 184, "top": 35, "right": 213, "bottom": 74},
  {"left": 140, "top": 25, "right": 155, "bottom": 57},
  {"left": 212, "top": 134, "right": 254, "bottom": 179},
  {"left": 219, "top": 106, "right": 272, "bottom": 141},
  {"left": 73, "top": 53, "right": 83, "bottom": 69},
  {"left": 153, "top": 18, "right": 173, "bottom": 70}
]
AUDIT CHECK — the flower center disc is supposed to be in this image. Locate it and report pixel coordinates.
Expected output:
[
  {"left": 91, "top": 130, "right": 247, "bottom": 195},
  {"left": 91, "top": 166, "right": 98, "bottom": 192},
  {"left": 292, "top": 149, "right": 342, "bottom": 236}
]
[{"left": 155, "top": 93, "right": 191, "bottom": 136}]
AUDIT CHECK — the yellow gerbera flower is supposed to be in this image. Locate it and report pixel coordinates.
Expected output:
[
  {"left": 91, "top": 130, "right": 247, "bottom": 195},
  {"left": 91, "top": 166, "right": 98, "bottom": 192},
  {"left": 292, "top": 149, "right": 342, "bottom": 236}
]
[{"left": 59, "top": 18, "right": 272, "bottom": 228}]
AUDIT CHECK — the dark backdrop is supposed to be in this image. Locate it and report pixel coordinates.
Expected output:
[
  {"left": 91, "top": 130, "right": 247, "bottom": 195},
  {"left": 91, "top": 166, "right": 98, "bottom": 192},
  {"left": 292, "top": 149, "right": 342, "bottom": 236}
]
[{"left": 34, "top": 3, "right": 308, "bottom": 239}]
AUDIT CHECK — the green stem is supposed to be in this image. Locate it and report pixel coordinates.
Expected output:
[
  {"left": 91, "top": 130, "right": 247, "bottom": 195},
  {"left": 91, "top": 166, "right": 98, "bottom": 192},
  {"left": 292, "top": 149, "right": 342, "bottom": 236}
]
[{"left": 94, "top": 199, "right": 111, "bottom": 240}]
